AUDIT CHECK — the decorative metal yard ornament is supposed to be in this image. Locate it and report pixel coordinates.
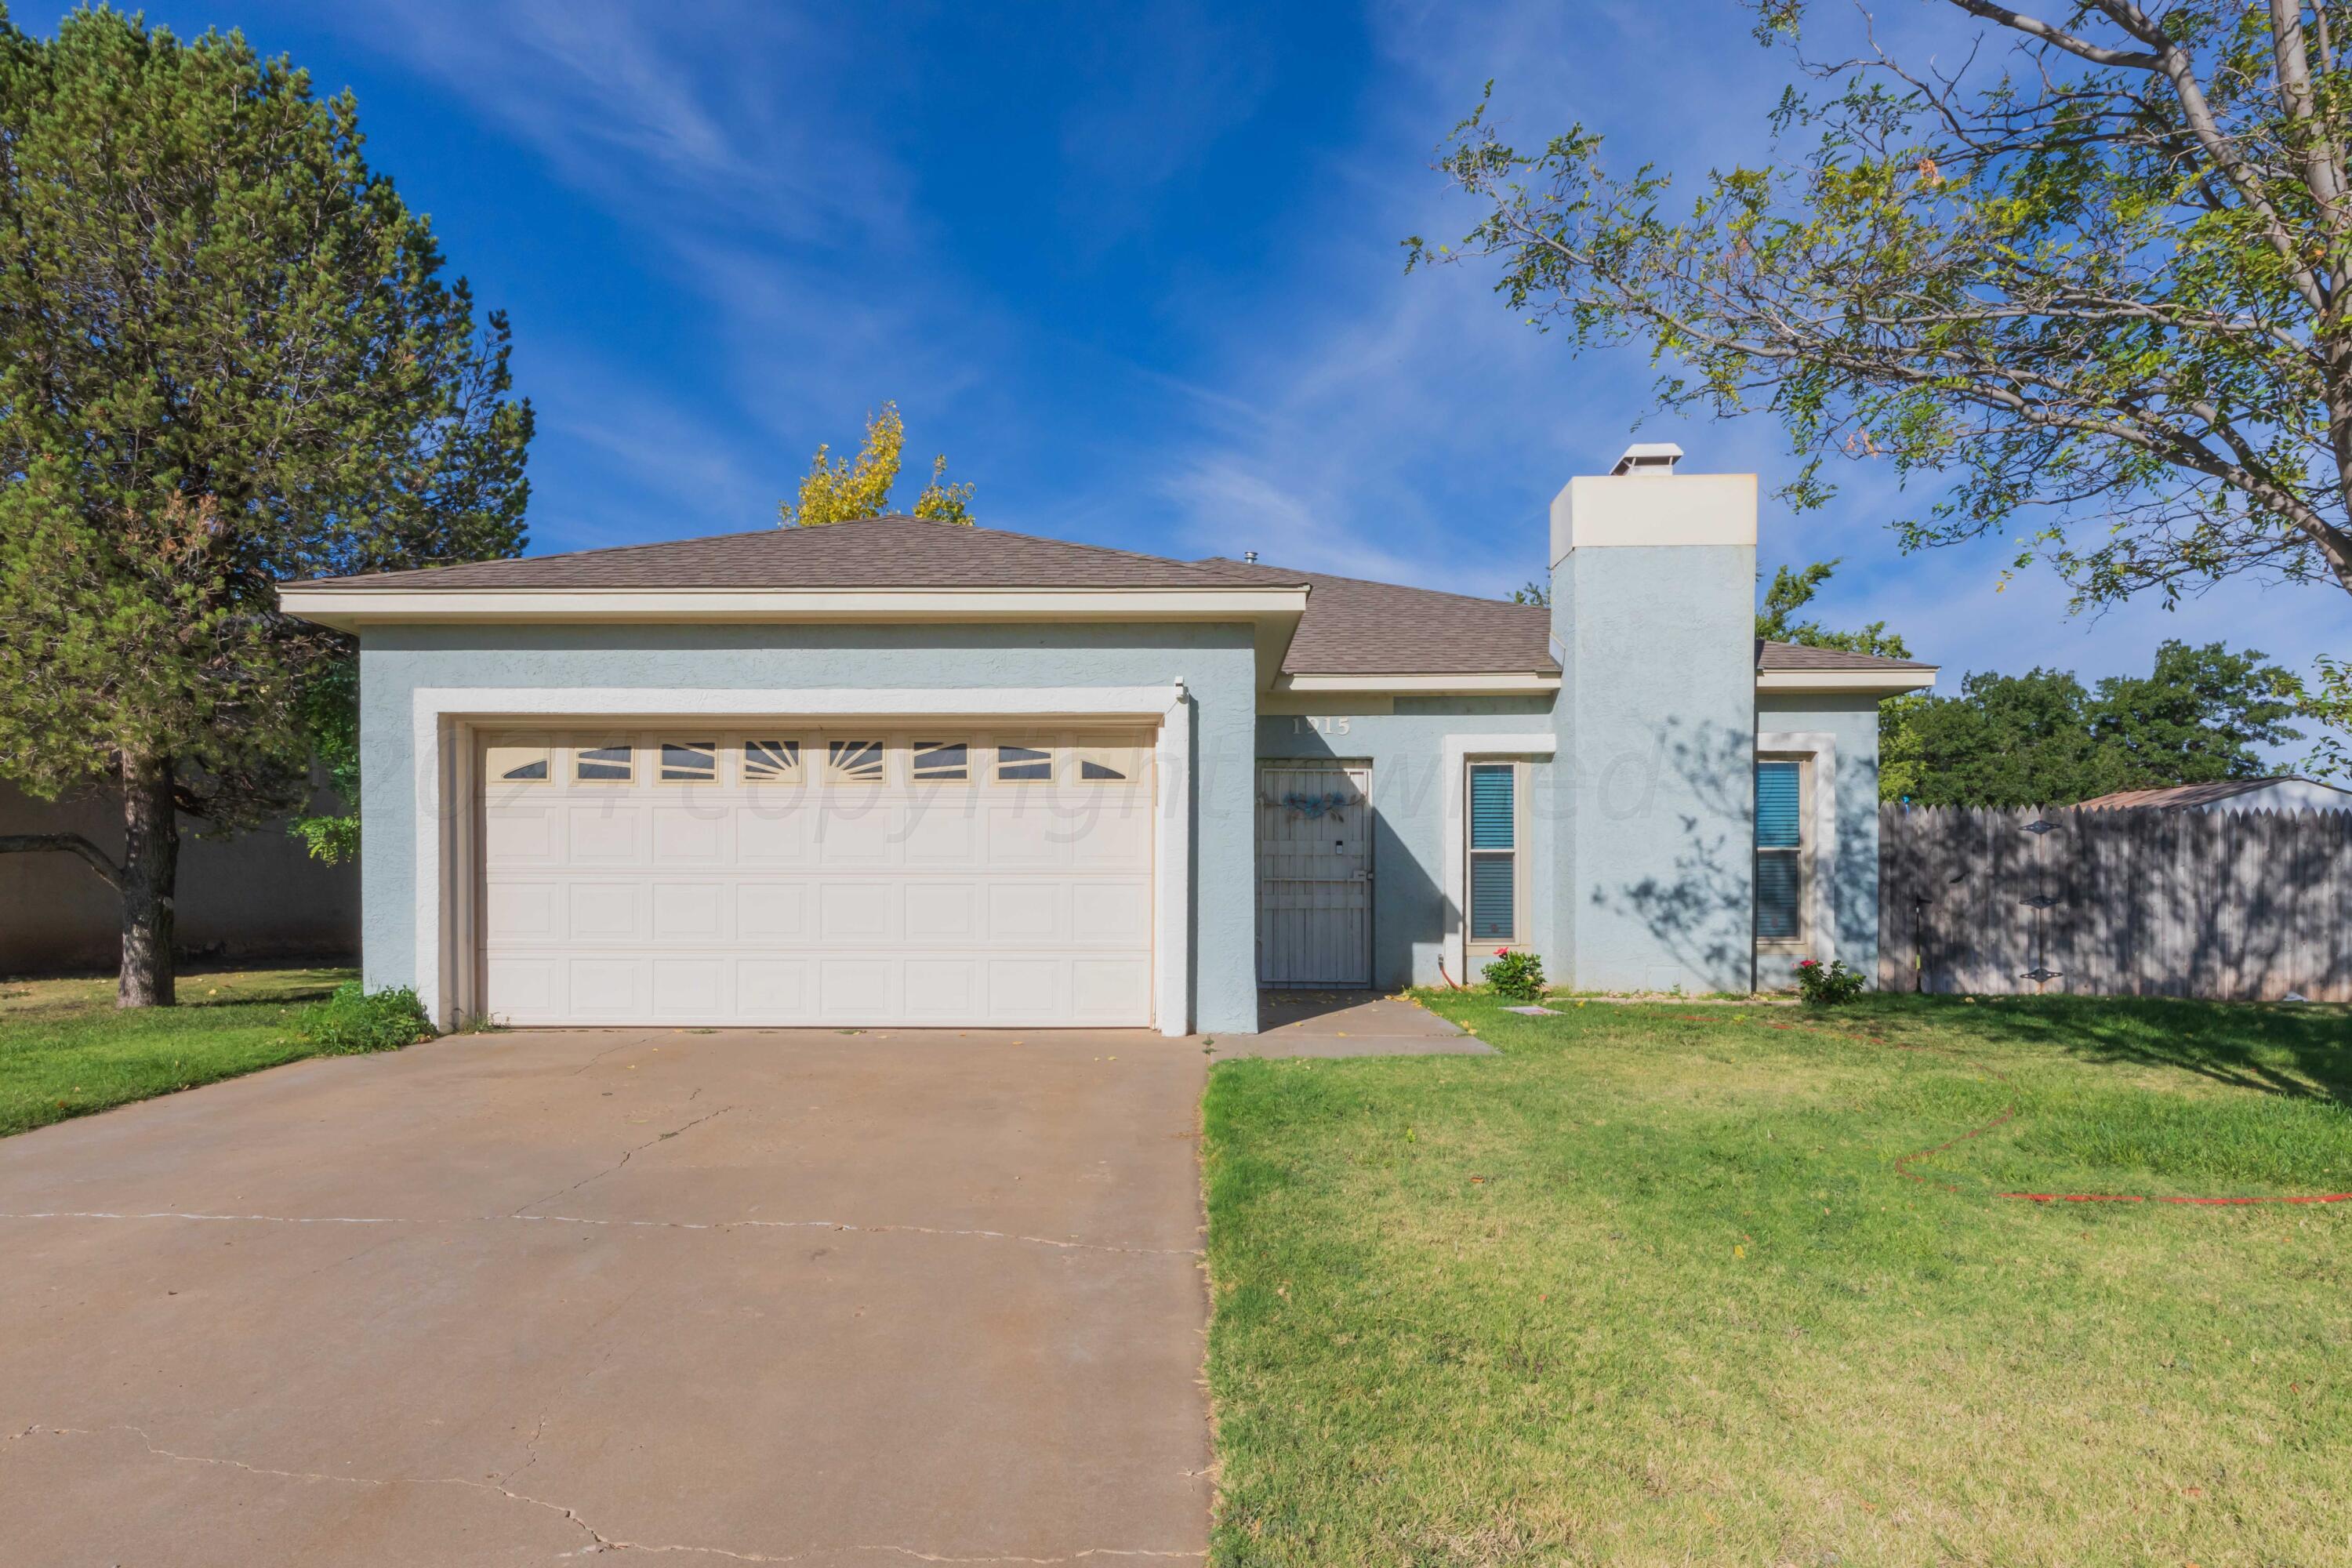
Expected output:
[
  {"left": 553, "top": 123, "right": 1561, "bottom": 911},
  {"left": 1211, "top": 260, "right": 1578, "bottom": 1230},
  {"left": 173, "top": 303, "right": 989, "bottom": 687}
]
[
  {"left": 2022, "top": 818, "right": 2060, "bottom": 835},
  {"left": 1281, "top": 792, "right": 1348, "bottom": 819}
]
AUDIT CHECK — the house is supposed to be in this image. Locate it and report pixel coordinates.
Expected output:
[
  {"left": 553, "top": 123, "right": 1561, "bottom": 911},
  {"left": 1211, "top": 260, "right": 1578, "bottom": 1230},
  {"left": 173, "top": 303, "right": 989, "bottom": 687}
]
[
  {"left": 2075, "top": 778, "right": 2351, "bottom": 812},
  {"left": 278, "top": 446, "right": 1936, "bottom": 1034}
]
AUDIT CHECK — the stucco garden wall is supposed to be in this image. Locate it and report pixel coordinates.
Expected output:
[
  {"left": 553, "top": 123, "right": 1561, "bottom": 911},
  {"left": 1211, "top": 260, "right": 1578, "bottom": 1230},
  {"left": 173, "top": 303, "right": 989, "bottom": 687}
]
[{"left": 357, "top": 621, "right": 1261, "bottom": 1033}]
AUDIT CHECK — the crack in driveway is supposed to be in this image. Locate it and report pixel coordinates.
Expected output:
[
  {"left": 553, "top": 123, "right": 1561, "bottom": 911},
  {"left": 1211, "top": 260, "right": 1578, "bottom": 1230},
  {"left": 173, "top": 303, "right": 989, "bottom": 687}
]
[
  {"left": 4, "top": 1425, "right": 1205, "bottom": 1565},
  {"left": 513, "top": 1105, "right": 737, "bottom": 1216}
]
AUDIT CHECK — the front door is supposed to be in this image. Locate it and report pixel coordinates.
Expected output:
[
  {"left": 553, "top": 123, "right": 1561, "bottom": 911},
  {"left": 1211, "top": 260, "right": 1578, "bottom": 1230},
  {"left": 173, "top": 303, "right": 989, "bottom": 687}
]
[{"left": 1256, "top": 761, "right": 1373, "bottom": 987}]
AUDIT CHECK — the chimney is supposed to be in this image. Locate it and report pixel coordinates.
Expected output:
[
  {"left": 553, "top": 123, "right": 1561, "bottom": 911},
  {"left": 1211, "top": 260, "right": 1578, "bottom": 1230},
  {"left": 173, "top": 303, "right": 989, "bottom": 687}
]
[
  {"left": 1545, "top": 446, "right": 1758, "bottom": 995},
  {"left": 1609, "top": 441, "right": 1683, "bottom": 477}
]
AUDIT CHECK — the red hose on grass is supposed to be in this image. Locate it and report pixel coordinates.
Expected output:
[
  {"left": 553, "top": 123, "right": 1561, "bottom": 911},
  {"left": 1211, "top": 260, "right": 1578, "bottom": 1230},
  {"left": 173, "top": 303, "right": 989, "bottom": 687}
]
[{"left": 1744, "top": 1018, "right": 2352, "bottom": 1208}]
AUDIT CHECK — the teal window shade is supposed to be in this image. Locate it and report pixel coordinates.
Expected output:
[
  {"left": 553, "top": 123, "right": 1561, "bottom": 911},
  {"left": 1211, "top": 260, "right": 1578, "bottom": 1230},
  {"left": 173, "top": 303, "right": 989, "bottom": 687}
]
[
  {"left": 1469, "top": 855, "right": 1515, "bottom": 941},
  {"left": 1470, "top": 764, "right": 1515, "bottom": 848},
  {"left": 1755, "top": 760, "right": 1804, "bottom": 942},
  {"left": 1468, "top": 764, "right": 1517, "bottom": 942}
]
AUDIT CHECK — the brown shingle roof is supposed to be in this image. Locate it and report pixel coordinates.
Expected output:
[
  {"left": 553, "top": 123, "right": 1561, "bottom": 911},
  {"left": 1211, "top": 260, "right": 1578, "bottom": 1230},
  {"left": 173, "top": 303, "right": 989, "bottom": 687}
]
[
  {"left": 289, "top": 515, "right": 1290, "bottom": 592},
  {"left": 289, "top": 518, "right": 1934, "bottom": 681},
  {"left": 1755, "top": 640, "right": 1934, "bottom": 672},
  {"left": 1201, "top": 559, "right": 1556, "bottom": 675}
]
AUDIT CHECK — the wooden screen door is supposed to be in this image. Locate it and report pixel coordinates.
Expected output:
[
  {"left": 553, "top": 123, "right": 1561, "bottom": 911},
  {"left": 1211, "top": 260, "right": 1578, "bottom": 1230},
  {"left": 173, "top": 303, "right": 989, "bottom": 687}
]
[{"left": 1256, "top": 761, "right": 1374, "bottom": 987}]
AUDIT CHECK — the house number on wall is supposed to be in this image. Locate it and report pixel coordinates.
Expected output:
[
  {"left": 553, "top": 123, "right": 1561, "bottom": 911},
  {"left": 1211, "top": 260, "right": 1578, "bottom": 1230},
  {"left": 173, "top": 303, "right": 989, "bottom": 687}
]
[{"left": 1291, "top": 716, "right": 1352, "bottom": 735}]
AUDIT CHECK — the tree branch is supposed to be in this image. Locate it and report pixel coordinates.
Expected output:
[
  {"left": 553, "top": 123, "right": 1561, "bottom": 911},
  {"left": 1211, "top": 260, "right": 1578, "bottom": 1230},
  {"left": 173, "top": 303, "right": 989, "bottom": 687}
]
[
  {"left": 1951, "top": 0, "right": 2161, "bottom": 68},
  {"left": 0, "top": 833, "right": 122, "bottom": 889}
]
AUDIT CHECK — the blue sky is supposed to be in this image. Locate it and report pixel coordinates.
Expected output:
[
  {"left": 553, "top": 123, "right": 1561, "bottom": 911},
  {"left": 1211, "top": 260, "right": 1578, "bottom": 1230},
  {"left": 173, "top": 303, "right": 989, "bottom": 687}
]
[{"left": 110, "top": 0, "right": 2350, "bottom": 725}]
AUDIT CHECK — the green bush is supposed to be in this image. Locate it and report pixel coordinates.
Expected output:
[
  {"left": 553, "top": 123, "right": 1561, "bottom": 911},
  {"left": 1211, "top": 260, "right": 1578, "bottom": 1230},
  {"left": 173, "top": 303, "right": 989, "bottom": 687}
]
[
  {"left": 1482, "top": 947, "right": 1547, "bottom": 1003},
  {"left": 297, "top": 983, "right": 436, "bottom": 1053},
  {"left": 1793, "top": 958, "right": 1867, "bottom": 1004}
]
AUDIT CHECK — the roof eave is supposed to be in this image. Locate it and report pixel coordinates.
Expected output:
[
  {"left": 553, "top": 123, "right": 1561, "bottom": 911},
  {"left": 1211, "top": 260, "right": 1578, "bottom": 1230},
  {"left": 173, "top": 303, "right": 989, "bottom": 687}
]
[
  {"left": 1755, "top": 666, "right": 1938, "bottom": 695},
  {"left": 278, "top": 583, "right": 1311, "bottom": 633},
  {"left": 1272, "top": 671, "right": 1562, "bottom": 695}
]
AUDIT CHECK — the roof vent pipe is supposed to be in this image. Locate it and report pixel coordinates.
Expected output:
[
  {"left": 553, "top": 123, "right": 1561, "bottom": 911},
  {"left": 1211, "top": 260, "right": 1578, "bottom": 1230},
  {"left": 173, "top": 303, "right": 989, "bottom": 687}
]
[{"left": 1610, "top": 441, "right": 1684, "bottom": 477}]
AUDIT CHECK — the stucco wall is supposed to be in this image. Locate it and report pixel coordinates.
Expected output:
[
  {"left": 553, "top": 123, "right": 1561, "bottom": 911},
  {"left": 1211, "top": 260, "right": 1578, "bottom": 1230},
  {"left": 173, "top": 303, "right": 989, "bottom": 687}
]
[
  {"left": 1256, "top": 696, "right": 1556, "bottom": 989},
  {"left": 0, "top": 780, "right": 358, "bottom": 975},
  {"left": 1554, "top": 543, "right": 1756, "bottom": 993},
  {"left": 356, "top": 621, "right": 1260, "bottom": 1033},
  {"left": 1755, "top": 692, "right": 1884, "bottom": 990}
]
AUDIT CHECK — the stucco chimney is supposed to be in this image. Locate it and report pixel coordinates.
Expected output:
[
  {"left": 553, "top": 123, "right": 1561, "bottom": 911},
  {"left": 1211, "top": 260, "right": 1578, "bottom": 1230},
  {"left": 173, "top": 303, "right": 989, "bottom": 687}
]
[{"left": 1545, "top": 450, "right": 1759, "bottom": 994}]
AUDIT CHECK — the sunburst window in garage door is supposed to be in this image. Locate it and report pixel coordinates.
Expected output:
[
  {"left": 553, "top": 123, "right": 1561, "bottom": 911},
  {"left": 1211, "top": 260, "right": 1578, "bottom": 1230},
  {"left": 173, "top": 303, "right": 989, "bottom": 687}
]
[
  {"left": 660, "top": 740, "right": 718, "bottom": 782},
  {"left": 912, "top": 741, "right": 969, "bottom": 782},
  {"left": 487, "top": 742, "right": 549, "bottom": 782},
  {"left": 575, "top": 742, "right": 633, "bottom": 782},
  {"left": 995, "top": 742, "right": 1053, "bottom": 782},
  {"left": 827, "top": 739, "right": 886, "bottom": 782},
  {"left": 742, "top": 739, "right": 800, "bottom": 783}
]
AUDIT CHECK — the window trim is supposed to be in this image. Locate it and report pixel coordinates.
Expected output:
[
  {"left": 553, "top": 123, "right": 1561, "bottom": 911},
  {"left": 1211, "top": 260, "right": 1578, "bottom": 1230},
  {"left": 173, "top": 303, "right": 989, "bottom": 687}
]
[
  {"left": 484, "top": 740, "right": 551, "bottom": 786},
  {"left": 1753, "top": 732, "right": 1839, "bottom": 964},
  {"left": 1465, "top": 760, "right": 1530, "bottom": 949},
  {"left": 1754, "top": 757, "right": 1809, "bottom": 950},
  {"left": 909, "top": 739, "right": 974, "bottom": 786},
  {"left": 739, "top": 738, "right": 803, "bottom": 787},
  {"left": 572, "top": 739, "right": 635, "bottom": 786},
  {"left": 989, "top": 739, "right": 1057, "bottom": 786},
  {"left": 655, "top": 738, "right": 720, "bottom": 786},
  {"left": 823, "top": 737, "right": 889, "bottom": 786}
]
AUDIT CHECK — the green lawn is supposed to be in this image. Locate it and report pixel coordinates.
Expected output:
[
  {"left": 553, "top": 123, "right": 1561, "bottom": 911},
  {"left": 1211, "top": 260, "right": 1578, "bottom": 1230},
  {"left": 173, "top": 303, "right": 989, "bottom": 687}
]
[
  {"left": 1203, "top": 993, "right": 2352, "bottom": 1566},
  {"left": 0, "top": 964, "right": 358, "bottom": 1138}
]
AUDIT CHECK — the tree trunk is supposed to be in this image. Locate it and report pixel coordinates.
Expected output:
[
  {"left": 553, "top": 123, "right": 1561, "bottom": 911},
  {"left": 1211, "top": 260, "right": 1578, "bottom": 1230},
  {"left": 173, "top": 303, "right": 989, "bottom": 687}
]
[{"left": 117, "top": 752, "right": 178, "bottom": 1008}]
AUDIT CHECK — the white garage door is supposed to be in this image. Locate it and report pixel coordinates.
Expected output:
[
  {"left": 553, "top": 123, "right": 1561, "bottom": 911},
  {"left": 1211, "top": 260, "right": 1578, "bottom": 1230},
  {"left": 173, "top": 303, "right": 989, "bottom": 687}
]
[{"left": 478, "top": 728, "right": 1156, "bottom": 1027}]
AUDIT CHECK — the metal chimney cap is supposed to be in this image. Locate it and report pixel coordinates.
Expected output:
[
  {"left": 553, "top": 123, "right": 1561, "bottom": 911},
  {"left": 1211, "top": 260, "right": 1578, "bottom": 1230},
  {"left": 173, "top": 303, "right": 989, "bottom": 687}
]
[{"left": 1610, "top": 441, "right": 1684, "bottom": 476}]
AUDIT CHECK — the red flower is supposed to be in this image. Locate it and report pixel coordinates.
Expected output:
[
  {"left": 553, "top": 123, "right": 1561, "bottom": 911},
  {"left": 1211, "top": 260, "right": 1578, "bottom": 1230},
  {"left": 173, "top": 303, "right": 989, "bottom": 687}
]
[
  {"left": 1796, "top": 959, "right": 1819, "bottom": 969},
  {"left": 1494, "top": 947, "right": 1510, "bottom": 957}
]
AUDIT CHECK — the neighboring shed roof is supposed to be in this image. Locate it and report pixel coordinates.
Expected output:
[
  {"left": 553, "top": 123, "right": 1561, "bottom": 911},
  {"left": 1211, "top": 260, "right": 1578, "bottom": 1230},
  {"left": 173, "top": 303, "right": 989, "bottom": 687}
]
[
  {"left": 287, "top": 515, "right": 1290, "bottom": 593},
  {"left": 1203, "top": 559, "right": 1557, "bottom": 675},
  {"left": 2076, "top": 778, "right": 2351, "bottom": 810}
]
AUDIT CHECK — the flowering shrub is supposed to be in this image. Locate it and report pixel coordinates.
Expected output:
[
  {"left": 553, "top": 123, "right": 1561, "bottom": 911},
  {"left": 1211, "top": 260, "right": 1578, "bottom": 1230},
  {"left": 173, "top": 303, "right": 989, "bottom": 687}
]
[
  {"left": 1793, "top": 958, "right": 1867, "bottom": 1005},
  {"left": 1483, "top": 946, "right": 1547, "bottom": 1003}
]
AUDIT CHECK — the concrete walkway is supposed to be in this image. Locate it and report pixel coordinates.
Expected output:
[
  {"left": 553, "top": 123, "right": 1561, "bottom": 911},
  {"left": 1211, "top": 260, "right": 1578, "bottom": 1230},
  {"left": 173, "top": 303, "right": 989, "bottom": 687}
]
[
  {"left": 0, "top": 1027, "right": 1211, "bottom": 1566},
  {"left": 1217, "top": 991, "right": 1497, "bottom": 1058}
]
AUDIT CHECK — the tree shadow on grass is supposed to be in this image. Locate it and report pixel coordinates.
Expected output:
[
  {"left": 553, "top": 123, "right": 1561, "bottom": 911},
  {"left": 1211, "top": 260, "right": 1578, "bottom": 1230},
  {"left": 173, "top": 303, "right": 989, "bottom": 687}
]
[{"left": 1866, "top": 994, "right": 2352, "bottom": 1109}]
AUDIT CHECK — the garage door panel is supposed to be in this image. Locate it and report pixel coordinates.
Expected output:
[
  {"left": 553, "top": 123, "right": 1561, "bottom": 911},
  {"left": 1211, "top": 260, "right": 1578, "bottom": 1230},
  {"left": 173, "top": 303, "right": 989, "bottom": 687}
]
[
  {"left": 1070, "top": 881, "right": 1149, "bottom": 944},
  {"left": 651, "top": 882, "right": 726, "bottom": 941},
  {"left": 736, "top": 882, "right": 812, "bottom": 940},
  {"left": 566, "top": 883, "right": 644, "bottom": 939},
  {"left": 651, "top": 804, "right": 729, "bottom": 862},
  {"left": 903, "top": 882, "right": 978, "bottom": 941},
  {"left": 482, "top": 731, "right": 1153, "bottom": 1027},
  {"left": 567, "top": 805, "right": 643, "bottom": 862},
  {"left": 903, "top": 959, "right": 977, "bottom": 1018},
  {"left": 818, "top": 883, "right": 895, "bottom": 942},
  {"left": 985, "top": 958, "right": 1060, "bottom": 1019},
  {"left": 487, "top": 881, "right": 557, "bottom": 941},
  {"left": 815, "top": 801, "right": 898, "bottom": 865},
  {"left": 735, "top": 805, "right": 810, "bottom": 862},
  {"left": 736, "top": 957, "right": 811, "bottom": 1015},
  {"left": 652, "top": 958, "right": 727, "bottom": 1016},
  {"left": 485, "top": 809, "right": 557, "bottom": 865},
  {"left": 902, "top": 804, "right": 978, "bottom": 865},
  {"left": 986, "top": 883, "right": 1062, "bottom": 941},
  {"left": 568, "top": 958, "right": 644, "bottom": 1014},
  {"left": 819, "top": 957, "right": 898, "bottom": 1018}
]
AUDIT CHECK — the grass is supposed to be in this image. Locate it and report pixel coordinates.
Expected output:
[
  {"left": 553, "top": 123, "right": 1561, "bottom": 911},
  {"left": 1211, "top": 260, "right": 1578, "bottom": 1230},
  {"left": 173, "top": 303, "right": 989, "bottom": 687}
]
[
  {"left": 1203, "top": 991, "right": 2352, "bottom": 1566},
  {"left": 0, "top": 964, "right": 358, "bottom": 1138}
]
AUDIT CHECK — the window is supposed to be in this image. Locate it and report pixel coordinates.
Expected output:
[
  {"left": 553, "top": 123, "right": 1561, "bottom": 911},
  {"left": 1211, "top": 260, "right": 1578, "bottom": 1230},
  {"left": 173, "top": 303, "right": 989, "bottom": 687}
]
[
  {"left": 1467, "top": 763, "right": 1517, "bottom": 943},
  {"left": 826, "top": 739, "right": 886, "bottom": 782},
  {"left": 574, "top": 742, "right": 633, "bottom": 783},
  {"left": 742, "top": 739, "right": 800, "bottom": 782},
  {"left": 911, "top": 741, "right": 969, "bottom": 782},
  {"left": 659, "top": 740, "right": 717, "bottom": 782},
  {"left": 1755, "top": 759, "right": 1804, "bottom": 943},
  {"left": 1076, "top": 742, "right": 1147, "bottom": 783},
  {"left": 486, "top": 743, "right": 549, "bottom": 782},
  {"left": 994, "top": 743, "right": 1053, "bottom": 782}
]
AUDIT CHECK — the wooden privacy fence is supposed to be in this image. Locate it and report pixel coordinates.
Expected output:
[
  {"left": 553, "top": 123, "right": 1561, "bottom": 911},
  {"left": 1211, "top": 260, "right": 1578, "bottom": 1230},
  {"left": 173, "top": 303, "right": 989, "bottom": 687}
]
[{"left": 1878, "top": 806, "right": 2352, "bottom": 1001}]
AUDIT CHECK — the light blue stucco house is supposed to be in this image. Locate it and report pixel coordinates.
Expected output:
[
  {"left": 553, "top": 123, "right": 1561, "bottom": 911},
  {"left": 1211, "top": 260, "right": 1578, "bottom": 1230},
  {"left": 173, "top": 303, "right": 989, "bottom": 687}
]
[{"left": 280, "top": 445, "right": 1936, "bottom": 1036}]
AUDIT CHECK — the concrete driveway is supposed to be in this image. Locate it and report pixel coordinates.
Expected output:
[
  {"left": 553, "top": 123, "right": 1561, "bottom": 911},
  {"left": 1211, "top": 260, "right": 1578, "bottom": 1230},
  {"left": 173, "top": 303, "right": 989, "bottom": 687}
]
[{"left": 0, "top": 1026, "right": 1211, "bottom": 1566}]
